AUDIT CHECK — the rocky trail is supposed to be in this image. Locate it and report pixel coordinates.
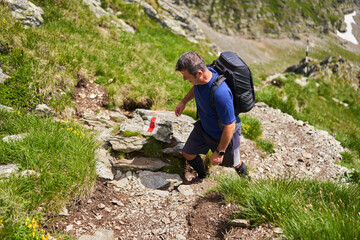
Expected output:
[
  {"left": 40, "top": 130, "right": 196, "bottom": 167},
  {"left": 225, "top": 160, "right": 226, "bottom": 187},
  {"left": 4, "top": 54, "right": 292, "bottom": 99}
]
[
  {"left": 0, "top": 77, "right": 350, "bottom": 239},
  {"left": 39, "top": 82, "right": 348, "bottom": 240}
]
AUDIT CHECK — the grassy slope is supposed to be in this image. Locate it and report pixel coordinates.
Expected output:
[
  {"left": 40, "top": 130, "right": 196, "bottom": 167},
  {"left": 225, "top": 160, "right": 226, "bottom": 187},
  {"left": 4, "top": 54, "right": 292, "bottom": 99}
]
[
  {"left": 0, "top": 0, "right": 211, "bottom": 113},
  {"left": 0, "top": 110, "right": 98, "bottom": 239}
]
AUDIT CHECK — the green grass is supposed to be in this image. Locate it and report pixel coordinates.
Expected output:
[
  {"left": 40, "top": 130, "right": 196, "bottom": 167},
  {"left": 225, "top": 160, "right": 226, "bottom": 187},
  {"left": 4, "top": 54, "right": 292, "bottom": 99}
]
[
  {"left": 143, "top": 137, "right": 163, "bottom": 158},
  {"left": 214, "top": 174, "right": 360, "bottom": 240},
  {"left": 0, "top": 110, "right": 98, "bottom": 238},
  {"left": 240, "top": 114, "right": 275, "bottom": 154}
]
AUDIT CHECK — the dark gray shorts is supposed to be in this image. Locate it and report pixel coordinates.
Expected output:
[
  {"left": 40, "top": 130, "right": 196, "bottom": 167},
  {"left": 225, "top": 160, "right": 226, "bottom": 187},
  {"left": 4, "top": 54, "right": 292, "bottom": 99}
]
[{"left": 183, "top": 121, "right": 241, "bottom": 167}]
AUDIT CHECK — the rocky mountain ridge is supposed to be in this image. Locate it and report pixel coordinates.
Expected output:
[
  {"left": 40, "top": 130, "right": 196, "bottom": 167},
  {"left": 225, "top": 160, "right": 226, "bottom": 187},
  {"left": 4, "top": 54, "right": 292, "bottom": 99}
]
[{"left": 178, "top": 0, "right": 356, "bottom": 39}]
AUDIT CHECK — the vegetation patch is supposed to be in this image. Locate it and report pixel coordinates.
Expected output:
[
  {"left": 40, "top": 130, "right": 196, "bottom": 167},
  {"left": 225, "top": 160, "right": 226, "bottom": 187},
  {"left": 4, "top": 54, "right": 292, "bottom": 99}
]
[
  {"left": 0, "top": 110, "right": 98, "bottom": 238},
  {"left": 240, "top": 114, "right": 275, "bottom": 154},
  {"left": 143, "top": 137, "right": 163, "bottom": 158},
  {"left": 214, "top": 174, "right": 360, "bottom": 240}
]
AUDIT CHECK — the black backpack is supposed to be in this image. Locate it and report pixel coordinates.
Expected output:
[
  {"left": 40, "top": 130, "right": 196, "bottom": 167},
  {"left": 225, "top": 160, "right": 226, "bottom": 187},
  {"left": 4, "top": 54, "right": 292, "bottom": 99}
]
[{"left": 208, "top": 51, "right": 255, "bottom": 115}]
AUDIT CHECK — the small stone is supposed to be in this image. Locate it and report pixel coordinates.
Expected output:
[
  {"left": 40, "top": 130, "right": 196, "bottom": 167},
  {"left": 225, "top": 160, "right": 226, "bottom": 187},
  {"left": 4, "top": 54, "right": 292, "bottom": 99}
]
[
  {"left": 78, "top": 93, "right": 86, "bottom": 99},
  {"left": 170, "top": 211, "right": 177, "bottom": 219},
  {"left": 177, "top": 185, "right": 194, "bottom": 196},
  {"left": 59, "top": 207, "right": 69, "bottom": 216},
  {"left": 114, "top": 170, "right": 122, "bottom": 180},
  {"left": 230, "top": 219, "right": 251, "bottom": 228},
  {"left": 126, "top": 171, "right": 132, "bottom": 179},
  {"left": 87, "top": 199, "right": 93, "bottom": 204},
  {"left": 111, "top": 200, "right": 124, "bottom": 207},
  {"left": 285, "top": 161, "right": 295, "bottom": 167},
  {"left": 162, "top": 217, "right": 170, "bottom": 224},
  {"left": 302, "top": 152, "right": 312, "bottom": 159},
  {"left": 98, "top": 203, "right": 106, "bottom": 209},
  {"left": 176, "top": 234, "right": 186, "bottom": 240},
  {"left": 65, "top": 224, "right": 74, "bottom": 232},
  {"left": 273, "top": 227, "right": 283, "bottom": 234},
  {"left": 90, "top": 94, "right": 97, "bottom": 99},
  {"left": 314, "top": 167, "right": 322, "bottom": 173}
]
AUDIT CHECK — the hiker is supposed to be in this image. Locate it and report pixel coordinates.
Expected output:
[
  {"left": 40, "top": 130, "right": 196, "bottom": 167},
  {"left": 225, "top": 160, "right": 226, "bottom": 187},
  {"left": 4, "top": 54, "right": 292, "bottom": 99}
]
[{"left": 174, "top": 52, "right": 248, "bottom": 184}]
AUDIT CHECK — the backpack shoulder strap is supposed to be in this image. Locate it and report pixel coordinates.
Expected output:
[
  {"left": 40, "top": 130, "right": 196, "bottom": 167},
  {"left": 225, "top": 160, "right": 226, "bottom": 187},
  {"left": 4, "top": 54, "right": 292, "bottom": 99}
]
[{"left": 209, "top": 75, "right": 226, "bottom": 110}]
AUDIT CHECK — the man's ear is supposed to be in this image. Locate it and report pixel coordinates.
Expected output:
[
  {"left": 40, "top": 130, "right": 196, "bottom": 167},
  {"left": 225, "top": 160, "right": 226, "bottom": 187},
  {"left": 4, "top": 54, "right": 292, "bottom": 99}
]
[{"left": 196, "top": 70, "right": 203, "bottom": 79}]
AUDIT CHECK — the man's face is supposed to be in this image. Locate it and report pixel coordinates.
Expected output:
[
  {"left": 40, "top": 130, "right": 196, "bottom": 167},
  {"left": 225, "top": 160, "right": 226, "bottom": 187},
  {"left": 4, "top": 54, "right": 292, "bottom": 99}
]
[{"left": 179, "top": 70, "right": 200, "bottom": 85}]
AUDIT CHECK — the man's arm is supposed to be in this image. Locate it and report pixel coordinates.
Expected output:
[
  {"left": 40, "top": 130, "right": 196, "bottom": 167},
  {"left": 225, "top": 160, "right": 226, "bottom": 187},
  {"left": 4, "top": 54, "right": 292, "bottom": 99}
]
[
  {"left": 175, "top": 86, "right": 194, "bottom": 117},
  {"left": 211, "top": 121, "right": 235, "bottom": 165}
]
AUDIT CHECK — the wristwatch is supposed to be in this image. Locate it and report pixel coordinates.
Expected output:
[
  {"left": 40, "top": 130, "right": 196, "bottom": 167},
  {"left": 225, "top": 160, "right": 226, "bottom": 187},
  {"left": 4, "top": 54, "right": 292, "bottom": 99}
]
[{"left": 216, "top": 149, "right": 225, "bottom": 156}]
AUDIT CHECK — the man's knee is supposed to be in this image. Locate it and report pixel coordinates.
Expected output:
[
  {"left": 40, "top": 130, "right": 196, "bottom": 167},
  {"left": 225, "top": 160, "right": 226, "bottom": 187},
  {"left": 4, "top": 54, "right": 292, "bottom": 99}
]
[{"left": 182, "top": 151, "right": 196, "bottom": 161}]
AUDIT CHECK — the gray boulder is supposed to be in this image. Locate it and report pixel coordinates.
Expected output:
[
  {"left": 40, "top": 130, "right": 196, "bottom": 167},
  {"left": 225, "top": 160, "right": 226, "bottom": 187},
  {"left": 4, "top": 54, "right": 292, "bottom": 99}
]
[
  {"left": 5, "top": 0, "right": 44, "bottom": 27},
  {"left": 82, "top": 0, "right": 109, "bottom": 18},
  {"left": 34, "top": 104, "right": 55, "bottom": 116},
  {"left": 0, "top": 104, "right": 14, "bottom": 112},
  {"left": 112, "top": 156, "right": 168, "bottom": 171},
  {"left": 2, "top": 133, "right": 28, "bottom": 143},
  {"left": 108, "top": 135, "right": 147, "bottom": 153},
  {"left": 0, "top": 164, "right": 19, "bottom": 178},
  {"left": 120, "top": 109, "right": 195, "bottom": 143},
  {"left": 125, "top": 0, "right": 204, "bottom": 42},
  {"left": 0, "top": 68, "right": 10, "bottom": 84},
  {"left": 138, "top": 170, "right": 182, "bottom": 189},
  {"left": 78, "top": 229, "right": 114, "bottom": 240}
]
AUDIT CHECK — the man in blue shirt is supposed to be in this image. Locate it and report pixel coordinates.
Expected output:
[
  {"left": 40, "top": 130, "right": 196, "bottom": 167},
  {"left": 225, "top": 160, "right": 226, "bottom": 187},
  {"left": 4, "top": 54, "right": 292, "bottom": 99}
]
[{"left": 175, "top": 52, "right": 248, "bottom": 184}]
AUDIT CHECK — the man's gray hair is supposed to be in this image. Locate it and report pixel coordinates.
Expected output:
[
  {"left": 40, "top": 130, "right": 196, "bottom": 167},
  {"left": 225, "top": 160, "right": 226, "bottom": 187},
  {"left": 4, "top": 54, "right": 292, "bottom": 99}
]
[{"left": 175, "top": 52, "right": 207, "bottom": 77}]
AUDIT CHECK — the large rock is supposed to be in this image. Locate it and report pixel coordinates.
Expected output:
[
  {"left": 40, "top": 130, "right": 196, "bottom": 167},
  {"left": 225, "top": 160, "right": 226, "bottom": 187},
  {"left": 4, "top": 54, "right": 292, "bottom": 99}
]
[
  {"left": 0, "top": 104, "right": 13, "bottom": 112},
  {"left": 125, "top": 0, "right": 204, "bottom": 42},
  {"left": 0, "top": 164, "right": 19, "bottom": 178},
  {"left": 34, "top": 104, "right": 55, "bottom": 116},
  {"left": 163, "top": 143, "right": 184, "bottom": 157},
  {"left": 82, "top": 0, "right": 109, "bottom": 18},
  {"left": 2, "top": 133, "right": 28, "bottom": 143},
  {"left": 96, "top": 161, "right": 113, "bottom": 181},
  {"left": 120, "top": 109, "right": 195, "bottom": 143},
  {"left": 0, "top": 68, "right": 10, "bottom": 84},
  {"left": 138, "top": 171, "right": 182, "bottom": 189},
  {"left": 108, "top": 135, "right": 147, "bottom": 153},
  {"left": 5, "top": 0, "right": 44, "bottom": 27},
  {"left": 78, "top": 229, "right": 114, "bottom": 240},
  {"left": 112, "top": 156, "right": 168, "bottom": 171}
]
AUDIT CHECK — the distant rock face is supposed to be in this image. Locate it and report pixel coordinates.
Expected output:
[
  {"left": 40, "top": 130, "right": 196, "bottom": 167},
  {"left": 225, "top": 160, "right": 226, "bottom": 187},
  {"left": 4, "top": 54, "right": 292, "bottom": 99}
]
[
  {"left": 5, "top": 0, "right": 44, "bottom": 27},
  {"left": 125, "top": 0, "right": 204, "bottom": 42},
  {"left": 82, "top": 0, "right": 136, "bottom": 33},
  {"left": 82, "top": 0, "right": 109, "bottom": 18},
  {"left": 179, "top": 0, "right": 354, "bottom": 39}
]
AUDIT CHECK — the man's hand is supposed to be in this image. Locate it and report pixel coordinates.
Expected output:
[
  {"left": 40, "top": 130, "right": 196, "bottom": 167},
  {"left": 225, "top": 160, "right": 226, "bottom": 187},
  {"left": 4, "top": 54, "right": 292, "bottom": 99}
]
[
  {"left": 175, "top": 101, "right": 186, "bottom": 117},
  {"left": 211, "top": 151, "right": 223, "bottom": 165}
]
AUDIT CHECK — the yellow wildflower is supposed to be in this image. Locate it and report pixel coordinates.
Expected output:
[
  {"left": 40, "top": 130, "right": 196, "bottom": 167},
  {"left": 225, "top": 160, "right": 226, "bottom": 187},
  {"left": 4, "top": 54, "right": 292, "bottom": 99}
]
[{"left": 2, "top": 18, "right": 6, "bottom": 24}]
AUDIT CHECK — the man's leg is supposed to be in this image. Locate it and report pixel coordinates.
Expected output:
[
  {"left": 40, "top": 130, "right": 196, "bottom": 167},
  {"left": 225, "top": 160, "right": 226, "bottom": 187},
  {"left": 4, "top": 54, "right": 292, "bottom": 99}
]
[
  {"left": 182, "top": 121, "right": 211, "bottom": 183},
  {"left": 182, "top": 152, "right": 207, "bottom": 179},
  {"left": 221, "top": 123, "right": 248, "bottom": 177}
]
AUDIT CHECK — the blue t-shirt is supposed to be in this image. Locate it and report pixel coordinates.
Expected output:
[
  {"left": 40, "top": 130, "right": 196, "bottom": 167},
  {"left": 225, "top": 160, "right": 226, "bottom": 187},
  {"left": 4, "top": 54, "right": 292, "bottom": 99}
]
[{"left": 194, "top": 68, "right": 238, "bottom": 140}]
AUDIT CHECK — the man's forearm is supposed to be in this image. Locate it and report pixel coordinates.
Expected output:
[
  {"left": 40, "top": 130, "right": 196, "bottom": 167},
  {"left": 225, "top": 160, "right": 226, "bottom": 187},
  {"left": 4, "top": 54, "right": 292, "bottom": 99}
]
[
  {"left": 181, "top": 86, "right": 194, "bottom": 104},
  {"left": 217, "top": 121, "right": 235, "bottom": 151}
]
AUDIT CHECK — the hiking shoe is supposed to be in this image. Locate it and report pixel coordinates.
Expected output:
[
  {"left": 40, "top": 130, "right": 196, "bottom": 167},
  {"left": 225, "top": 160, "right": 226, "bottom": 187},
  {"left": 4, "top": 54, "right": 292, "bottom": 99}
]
[
  {"left": 184, "top": 177, "right": 203, "bottom": 185},
  {"left": 235, "top": 162, "right": 249, "bottom": 178}
]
